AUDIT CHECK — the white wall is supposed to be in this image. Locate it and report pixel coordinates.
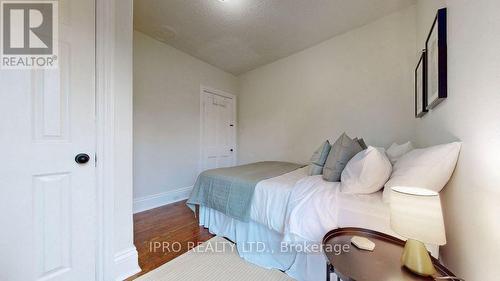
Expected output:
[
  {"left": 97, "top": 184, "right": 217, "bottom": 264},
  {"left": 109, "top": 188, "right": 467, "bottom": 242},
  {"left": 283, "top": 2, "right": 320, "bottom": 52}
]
[
  {"left": 113, "top": 0, "right": 141, "bottom": 279},
  {"left": 237, "top": 6, "right": 417, "bottom": 164},
  {"left": 415, "top": 1, "right": 500, "bottom": 280},
  {"left": 133, "top": 31, "right": 239, "bottom": 211}
]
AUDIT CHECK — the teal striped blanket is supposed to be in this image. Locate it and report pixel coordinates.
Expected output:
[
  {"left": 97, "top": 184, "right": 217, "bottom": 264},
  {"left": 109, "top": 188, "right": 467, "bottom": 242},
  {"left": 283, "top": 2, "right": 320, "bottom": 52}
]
[{"left": 187, "top": 161, "right": 304, "bottom": 222}]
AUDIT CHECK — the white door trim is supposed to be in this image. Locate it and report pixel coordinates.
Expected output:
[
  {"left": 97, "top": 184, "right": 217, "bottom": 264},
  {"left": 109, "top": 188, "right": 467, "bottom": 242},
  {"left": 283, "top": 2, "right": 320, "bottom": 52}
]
[
  {"left": 199, "top": 85, "right": 237, "bottom": 174},
  {"left": 96, "top": 2, "right": 140, "bottom": 280},
  {"left": 95, "top": 0, "right": 117, "bottom": 280},
  {"left": 201, "top": 85, "right": 236, "bottom": 101}
]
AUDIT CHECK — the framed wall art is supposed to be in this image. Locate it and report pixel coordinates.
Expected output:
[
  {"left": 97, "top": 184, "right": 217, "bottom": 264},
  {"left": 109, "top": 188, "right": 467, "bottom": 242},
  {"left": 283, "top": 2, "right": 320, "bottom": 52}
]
[
  {"left": 415, "top": 50, "right": 427, "bottom": 118},
  {"left": 425, "top": 8, "right": 447, "bottom": 109}
]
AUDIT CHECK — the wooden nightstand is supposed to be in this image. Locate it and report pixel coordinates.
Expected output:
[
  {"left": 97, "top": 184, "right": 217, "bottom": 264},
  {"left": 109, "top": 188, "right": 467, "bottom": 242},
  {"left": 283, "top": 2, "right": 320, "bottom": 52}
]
[{"left": 322, "top": 227, "right": 457, "bottom": 281}]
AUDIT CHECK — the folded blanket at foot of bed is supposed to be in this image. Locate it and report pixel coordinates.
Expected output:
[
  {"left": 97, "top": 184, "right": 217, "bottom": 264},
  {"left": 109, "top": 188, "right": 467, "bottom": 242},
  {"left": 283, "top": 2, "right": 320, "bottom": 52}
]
[{"left": 187, "top": 161, "right": 304, "bottom": 222}]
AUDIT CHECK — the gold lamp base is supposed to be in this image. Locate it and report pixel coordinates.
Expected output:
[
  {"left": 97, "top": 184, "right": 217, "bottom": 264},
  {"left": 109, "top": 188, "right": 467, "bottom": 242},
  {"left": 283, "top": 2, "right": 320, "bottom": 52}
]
[{"left": 401, "top": 239, "right": 436, "bottom": 277}]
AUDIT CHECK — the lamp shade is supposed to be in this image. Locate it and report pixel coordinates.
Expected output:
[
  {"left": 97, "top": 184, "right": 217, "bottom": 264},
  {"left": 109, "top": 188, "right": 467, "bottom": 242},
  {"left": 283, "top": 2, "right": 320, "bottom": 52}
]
[{"left": 390, "top": 186, "right": 446, "bottom": 245}]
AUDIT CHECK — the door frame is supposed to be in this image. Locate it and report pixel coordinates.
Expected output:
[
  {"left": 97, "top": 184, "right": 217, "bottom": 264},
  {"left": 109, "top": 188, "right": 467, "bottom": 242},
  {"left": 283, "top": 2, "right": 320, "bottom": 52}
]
[
  {"left": 199, "top": 85, "right": 237, "bottom": 173},
  {"left": 95, "top": 0, "right": 118, "bottom": 280}
]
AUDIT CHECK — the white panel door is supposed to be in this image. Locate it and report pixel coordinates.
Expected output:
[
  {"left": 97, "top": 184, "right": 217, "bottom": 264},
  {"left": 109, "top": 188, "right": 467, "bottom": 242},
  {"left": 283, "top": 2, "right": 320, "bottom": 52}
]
[
  {"left": 201, "top": 91, "right": 236, "bottom": 171},
  {"left": 0, "top": 1, "right": 96, "bottom": 281}
]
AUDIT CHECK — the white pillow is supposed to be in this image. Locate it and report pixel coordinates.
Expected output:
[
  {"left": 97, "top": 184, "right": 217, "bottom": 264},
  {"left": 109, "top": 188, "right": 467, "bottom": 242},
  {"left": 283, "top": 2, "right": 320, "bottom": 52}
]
[
  {"left": 386, "top": 141, "right": 414, "bottom": 165},
  {"left": 383, "top": 142, "right": 461, "bottom": 203},
  {"left": 340, "top": 146, "right": 392, "bottom": 194}
]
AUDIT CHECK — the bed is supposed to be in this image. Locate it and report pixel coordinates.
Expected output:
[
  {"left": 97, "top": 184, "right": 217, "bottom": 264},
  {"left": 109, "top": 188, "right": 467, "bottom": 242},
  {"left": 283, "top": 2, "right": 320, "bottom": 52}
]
[
  {"left": 187, "top": 140, "right": 462, "bottom": 280},
  {"left": 190, "top": 165, "right": 438, "bottom": 281}
]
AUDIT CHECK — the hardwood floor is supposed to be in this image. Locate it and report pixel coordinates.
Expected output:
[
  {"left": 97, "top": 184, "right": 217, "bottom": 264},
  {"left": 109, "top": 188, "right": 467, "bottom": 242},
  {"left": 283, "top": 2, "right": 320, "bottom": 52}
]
[{"left": 126, "top": 200, "right": 214, "bottom": 280}]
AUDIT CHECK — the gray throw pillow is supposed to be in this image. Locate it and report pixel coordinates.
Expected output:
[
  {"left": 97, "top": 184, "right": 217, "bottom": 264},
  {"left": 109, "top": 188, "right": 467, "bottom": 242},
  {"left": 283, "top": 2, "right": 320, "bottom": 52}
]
[
  {"left": 354, "top": 137, "right": 368, "bottom": 150},
  {"left": 308, "top": 140, "right": 332, "bottom": 175},
  {"left": 323, "top": 133, "right": 363, "bottom": 182}
]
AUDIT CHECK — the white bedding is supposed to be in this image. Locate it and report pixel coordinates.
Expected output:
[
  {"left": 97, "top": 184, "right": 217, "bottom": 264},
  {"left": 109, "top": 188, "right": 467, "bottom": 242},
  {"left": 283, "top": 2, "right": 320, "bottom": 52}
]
[
  {"left": 284, "top": 175, "right": 439, "bottom": 257},
  {"left": 200, "top": 167, "right": 438, "bottom": 281},
  {"left": 336, "top": 188, "right": 396, "bottom": 236},
  {"left": 284, "top": 175, "right": 400, "bottom": 243},
  {"left": 284, "top": 175, "right": 340, "bottom": 243},
  {"left": 250, "top": 166, "right": 309, "bottom": 233},
  {"left": 250, "top": 168, "right": 395, "bottom": 243},
  {"left": 281, "top": 174, "right": 403, "bottom": 245},
  {"left": 201, "top": 172, "right": 394, "bottom": 281}
]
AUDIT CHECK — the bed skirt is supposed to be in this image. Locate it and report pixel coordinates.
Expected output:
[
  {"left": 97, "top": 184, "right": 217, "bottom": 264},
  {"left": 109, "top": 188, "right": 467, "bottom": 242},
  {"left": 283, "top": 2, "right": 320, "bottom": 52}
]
[{"left": 199, "top": 206, "right": 332, "bottom": 281}]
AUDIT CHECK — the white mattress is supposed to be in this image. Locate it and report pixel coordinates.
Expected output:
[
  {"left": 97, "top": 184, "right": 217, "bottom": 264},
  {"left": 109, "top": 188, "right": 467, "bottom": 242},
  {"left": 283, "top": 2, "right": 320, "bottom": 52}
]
[
  {"left": 250, "top": 166, "right": 309, "bottom": 234},
  {"left": 336, "top": 190, "right": 399, "bottom": 237}
]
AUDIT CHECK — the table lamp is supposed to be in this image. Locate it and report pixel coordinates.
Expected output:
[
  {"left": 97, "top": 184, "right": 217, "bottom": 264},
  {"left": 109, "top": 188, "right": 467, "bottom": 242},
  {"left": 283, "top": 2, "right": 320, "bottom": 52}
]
[{"left": 389, "top": 186, "right": 446, "bottom": 276}]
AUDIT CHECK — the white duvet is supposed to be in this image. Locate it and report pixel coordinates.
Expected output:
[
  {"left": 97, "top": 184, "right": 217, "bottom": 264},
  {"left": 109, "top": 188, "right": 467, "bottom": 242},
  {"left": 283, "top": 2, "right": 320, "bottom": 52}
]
[
  {"left": 250, "top": 168, "right": 392, "bottom": 244},
  {"left": 284, "top": 175, "right": 340, "bottom": 242},
  {"left": 250, "top": 166, "right": 309, "bottom": 234},
  {"left": 249, "top": 167, "right": 340, "bottom": 239}
]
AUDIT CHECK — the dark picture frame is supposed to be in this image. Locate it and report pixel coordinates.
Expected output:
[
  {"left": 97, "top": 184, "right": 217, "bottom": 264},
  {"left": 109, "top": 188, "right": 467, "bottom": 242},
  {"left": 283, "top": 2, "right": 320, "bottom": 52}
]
[
  {"left": 415, "top": 50, "right": 427, "bottom": 118},
  {"left": 425, "top": 8, "right": 447, "bottom": 110}
]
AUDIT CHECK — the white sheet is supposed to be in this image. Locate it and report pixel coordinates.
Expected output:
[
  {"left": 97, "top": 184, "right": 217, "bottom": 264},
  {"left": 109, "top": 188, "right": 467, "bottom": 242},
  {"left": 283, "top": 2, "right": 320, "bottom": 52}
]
[
  {"left": 284, "top": 175, "right": 439, "bottom": 257},
  {"left": 337, "top": 190, "right": 439, "bottom": 257},
  {"left": 250, "top": 166, "right": 309, "bottom": 234},
  {"left": 336, "top": 189, "right": 397, "bottom": 235}
]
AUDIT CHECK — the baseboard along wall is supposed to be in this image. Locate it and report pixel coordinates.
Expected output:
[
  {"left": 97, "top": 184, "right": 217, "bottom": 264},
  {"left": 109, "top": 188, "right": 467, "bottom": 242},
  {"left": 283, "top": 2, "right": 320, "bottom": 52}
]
[
  {"left": 133, "top": 186, "right": 194, "bottom": 214},
  {"left": 114, "top": 246, "right": 141, "bottom": 281}
]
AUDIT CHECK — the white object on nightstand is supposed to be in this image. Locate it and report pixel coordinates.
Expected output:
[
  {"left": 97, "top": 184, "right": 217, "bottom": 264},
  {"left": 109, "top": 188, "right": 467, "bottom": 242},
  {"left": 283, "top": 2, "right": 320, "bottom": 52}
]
[{"left": 351, "top": 236, "right": 375, "bottom": 251}]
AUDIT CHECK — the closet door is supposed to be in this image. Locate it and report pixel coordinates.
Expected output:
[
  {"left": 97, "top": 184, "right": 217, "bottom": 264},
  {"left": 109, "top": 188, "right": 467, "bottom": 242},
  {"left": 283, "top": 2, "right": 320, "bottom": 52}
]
[{"left": 201, "top": 90, "right": 236, "bottom": 172}]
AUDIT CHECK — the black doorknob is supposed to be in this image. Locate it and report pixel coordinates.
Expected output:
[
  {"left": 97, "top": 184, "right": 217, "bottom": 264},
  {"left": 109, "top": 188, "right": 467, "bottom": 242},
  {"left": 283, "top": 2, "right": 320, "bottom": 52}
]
[{"left": 75, "top": 153, "right": 90, "bottom": 164}]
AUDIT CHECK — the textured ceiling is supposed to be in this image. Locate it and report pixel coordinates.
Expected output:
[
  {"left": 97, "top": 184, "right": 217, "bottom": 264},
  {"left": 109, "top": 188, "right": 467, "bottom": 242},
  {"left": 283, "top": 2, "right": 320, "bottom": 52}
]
[{"left": 134, "top": 0, "right": 415, "bottom": 75}]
